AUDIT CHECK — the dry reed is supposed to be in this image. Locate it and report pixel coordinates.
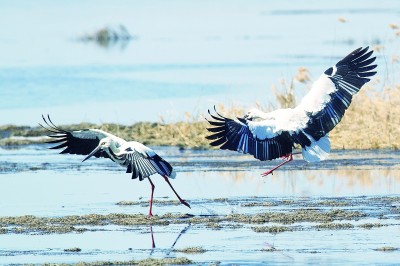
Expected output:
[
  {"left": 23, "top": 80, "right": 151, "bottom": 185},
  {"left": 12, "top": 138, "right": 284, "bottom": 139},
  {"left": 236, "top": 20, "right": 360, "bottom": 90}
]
[{"left": 1, "top": 47, "right": 399, "bottom": 150}]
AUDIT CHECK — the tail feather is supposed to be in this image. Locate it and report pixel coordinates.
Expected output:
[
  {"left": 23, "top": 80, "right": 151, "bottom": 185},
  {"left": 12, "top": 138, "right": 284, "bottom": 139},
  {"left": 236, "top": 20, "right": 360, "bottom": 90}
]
[{"left": 302, "top": 135, "right": 331, "bottom": 163}]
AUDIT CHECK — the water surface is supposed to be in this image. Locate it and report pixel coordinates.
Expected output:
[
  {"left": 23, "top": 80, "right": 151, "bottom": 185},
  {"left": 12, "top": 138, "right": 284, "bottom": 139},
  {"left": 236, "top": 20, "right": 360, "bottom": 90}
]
[
  {"left": 0, "top": 0, "right": 399, "bottom": 125},
  {"left": 0, "top": 145, "right": 399, "bottom": 265}
]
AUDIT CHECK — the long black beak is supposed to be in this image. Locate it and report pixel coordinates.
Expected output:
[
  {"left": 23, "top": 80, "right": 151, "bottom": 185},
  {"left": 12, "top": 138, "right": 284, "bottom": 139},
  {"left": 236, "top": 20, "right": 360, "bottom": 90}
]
[{"left": 82, "top": 145, "right": 101, "bottom": 162}]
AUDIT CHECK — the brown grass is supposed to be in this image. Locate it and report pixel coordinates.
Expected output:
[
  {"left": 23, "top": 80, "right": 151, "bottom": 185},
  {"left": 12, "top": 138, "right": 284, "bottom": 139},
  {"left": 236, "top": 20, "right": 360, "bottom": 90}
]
[
  {"left": 330, "top": 83, "right": 400, "bottom": 149},
  {"left": 1, "top": 55, "right": 399, "bottom": 150}
]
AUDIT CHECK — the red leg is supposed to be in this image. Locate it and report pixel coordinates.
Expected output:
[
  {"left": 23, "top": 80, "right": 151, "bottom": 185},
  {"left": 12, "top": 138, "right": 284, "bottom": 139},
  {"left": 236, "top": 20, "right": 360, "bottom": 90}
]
[
  {"left": 261, "top": 153, "right": 294, "bottom": 177},
  {"left": 163, "top": 176, "right": 191, "bottom": 209},
  {"left": 148, "top": 177, "right": 155, "bottom": 216}
]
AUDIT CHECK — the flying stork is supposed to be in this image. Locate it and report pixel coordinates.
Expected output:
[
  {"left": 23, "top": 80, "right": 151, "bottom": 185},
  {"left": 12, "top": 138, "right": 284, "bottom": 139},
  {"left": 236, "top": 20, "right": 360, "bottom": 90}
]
[
  {"left": 206, "top": 47, "right": 377, "bottom": 176},
  {"left": 40, "top": 116, "right": 190, "bottom": 216}
]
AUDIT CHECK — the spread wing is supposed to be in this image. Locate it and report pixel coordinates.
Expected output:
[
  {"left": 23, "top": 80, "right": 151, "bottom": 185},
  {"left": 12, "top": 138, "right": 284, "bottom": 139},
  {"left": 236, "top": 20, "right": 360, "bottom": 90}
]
[
  {"left": 40, "top": 115, "right": 116, "bottom": 159},
  {"left": 206, "top": 108, "right": 294, "bottom": 161},
  {"left": 297, "top": 47, "right": 377, "bottom": 143}
]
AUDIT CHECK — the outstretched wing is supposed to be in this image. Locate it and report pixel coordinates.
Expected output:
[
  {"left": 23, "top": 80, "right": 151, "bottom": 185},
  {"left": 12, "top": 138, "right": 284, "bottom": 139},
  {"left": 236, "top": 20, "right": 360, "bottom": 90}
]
[
  {"left": 298, "top": 47, "right": 377, "bottom": 142},
  {"left": 120, "top": 143, "right": 173, "bottom": 181},
  {"left": 40, "top": 115, "right": 115, "bottom": 159},
  {"left": 206, "top": 108, "right": 294, "bottom": 161}
]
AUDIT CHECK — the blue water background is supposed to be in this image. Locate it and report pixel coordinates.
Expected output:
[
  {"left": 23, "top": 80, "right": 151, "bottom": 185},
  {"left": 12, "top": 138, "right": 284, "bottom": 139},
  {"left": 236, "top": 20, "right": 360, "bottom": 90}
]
[{"left": 0, "top": 0, "right": 399, "bottom": 125}]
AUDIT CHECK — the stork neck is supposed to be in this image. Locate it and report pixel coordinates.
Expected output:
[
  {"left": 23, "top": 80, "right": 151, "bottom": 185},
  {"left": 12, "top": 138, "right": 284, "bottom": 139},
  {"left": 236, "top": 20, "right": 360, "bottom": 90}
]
[{"left": 108, "top": 141, "right": 121, "bottom": 154}]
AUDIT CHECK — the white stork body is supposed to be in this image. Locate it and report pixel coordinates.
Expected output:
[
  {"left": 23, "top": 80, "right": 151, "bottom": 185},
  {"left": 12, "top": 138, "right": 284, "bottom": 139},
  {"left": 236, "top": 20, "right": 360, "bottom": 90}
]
[
  {"left": 206, "top": 47, "right": 377, "bottom": 175},
  {"left": 41, "top": 117, "right": 189, "bottom": 215}
]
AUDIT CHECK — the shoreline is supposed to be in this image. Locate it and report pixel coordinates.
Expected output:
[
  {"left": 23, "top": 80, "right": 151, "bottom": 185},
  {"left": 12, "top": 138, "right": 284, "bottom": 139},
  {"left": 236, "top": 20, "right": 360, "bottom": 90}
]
[{"left": 1, "top": 118, "right": 399, "bottom": 150}]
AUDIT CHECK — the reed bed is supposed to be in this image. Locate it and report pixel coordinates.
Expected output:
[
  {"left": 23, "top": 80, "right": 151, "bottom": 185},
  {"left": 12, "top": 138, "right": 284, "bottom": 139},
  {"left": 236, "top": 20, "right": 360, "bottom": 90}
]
[
  {"left": 0, "top": 80, "right": 399, "bottom": 150},
  {"left": 1, "top": 38, "right": 400, "bottom": 150}
]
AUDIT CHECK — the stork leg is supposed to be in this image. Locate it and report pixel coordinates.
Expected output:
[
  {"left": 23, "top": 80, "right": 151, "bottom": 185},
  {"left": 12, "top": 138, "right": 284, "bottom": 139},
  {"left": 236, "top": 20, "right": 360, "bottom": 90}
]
[
  {"left": 261, "top": 153, "right": 294, "bottom": 177},
  {"left": 163, "top": 176, "right": 191, "bottom": 209},
  {"left": 148, "top": 177, "right": 155, "bottom": 216}
]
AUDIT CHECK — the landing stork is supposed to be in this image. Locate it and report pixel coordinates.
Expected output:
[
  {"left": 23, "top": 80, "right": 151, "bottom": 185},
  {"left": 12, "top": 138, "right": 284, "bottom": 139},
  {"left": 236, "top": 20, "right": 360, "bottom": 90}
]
[
  {"left": 206, "top": 47, "right": 377, "bottom": 176},
  {"left": 40, "top": 116, "right": 190, "bottom": 216}
]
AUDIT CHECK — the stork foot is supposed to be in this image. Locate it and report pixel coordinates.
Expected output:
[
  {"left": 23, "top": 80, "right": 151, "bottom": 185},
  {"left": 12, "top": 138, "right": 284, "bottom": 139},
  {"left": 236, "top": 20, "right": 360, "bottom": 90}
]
[
  {"left": 163, "top": 176, "right": 191, "bottom": 209},
  {"left": 260, "top": 153, "right": 294, "bottom": 177},
  {"left": 261, "top": 170, "right": 274, "bottom": 177},
  {"left": 180, "top": 199, "right": 191, "bottom": 209}
]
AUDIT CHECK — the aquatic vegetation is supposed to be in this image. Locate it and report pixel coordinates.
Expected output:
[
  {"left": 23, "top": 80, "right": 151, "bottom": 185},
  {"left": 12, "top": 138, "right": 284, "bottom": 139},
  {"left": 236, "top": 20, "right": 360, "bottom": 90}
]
[
  {"left": 260, "top": 247, "right": 278, "bottom": 252},
  {"left": 252, "top": 225, "right": 292, "bottom": 233},
  {"left": 0, "top": 208, "right": 367, "bottom": 235},
  {"left": 373, "top": 246, "right": 399, "bottom": 252},
  {"left": 78, "top": 25, "right": 135, "bottom": 49},
  {"left": 64, "top": 247, "right": 82, "bottom": 252},
  {"left": 359, "top": 223, "right": 386, "bottom": 229},
  {"left": 174, "top": 246, "right": 207, "bottom": 254},
  {"left": 241, "top": 201, "right": 277, "bottom": 207},
  {"left": 315, "top": 222, "right": 354, "bottom": 230},
  {"left": 206, "top": 222, "right": 222, "bottom": 230},
  {"left": 116, "top": 199, "right": 182, "bottom": 206},
  {"left": 39, "top": 257, "right": 192, "bottom": 266},
  {"left": 227, "top": 209, "right": 365, "bottom": 224}
]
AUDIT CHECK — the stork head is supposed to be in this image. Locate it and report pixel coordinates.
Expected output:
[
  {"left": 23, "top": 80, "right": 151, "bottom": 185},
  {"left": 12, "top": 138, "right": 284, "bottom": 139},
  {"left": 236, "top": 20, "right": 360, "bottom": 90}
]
[
  {"left": 98, "top": 137, "right": 112, "bottom": 149},
  {"left": 243, "top": 108, "right": 264, "bottom": 121},
  {"left": 82, "top": 137, "right": 112, "bottom": 162}
]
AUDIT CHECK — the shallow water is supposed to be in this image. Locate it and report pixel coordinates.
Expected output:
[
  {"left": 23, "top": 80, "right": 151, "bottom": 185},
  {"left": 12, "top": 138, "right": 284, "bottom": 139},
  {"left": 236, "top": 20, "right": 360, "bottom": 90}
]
[{"left": 0, "top": 145, "right": 399, "bottom": 265}]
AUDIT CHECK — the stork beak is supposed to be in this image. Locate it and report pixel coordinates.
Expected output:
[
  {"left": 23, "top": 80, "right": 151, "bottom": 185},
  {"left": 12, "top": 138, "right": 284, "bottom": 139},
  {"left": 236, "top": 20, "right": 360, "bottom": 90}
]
[{"left": 82, "top": 145, "right": 101, "bottom": 162}]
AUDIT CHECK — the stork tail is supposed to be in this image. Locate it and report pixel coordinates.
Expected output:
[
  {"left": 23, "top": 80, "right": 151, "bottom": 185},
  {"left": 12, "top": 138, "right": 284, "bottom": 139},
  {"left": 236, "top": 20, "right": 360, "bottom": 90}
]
[{"left": 302, "top": 135, "right": 331, "bottom": 163}]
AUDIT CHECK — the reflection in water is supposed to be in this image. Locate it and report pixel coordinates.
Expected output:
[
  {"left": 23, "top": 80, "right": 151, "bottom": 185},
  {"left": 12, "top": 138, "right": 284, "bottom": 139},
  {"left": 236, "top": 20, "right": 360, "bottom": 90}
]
[
  {"left": 150, "top": 226, "right": 156, "bottom": 249},
  {"left": 165, "top": 224, "right": 192, "bottom": 256},
  {"left": 184, "top": 167, "right": 400, "bottom": 198},
  {"left": 148, "top": 224, "right": 192, "bottom": 256}
]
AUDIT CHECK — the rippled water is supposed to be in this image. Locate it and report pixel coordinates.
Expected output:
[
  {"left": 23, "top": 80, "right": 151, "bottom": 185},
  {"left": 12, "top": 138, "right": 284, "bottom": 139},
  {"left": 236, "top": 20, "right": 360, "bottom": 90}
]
[{"left": 0, "top": 145, "right": 399, "bottom": 265}]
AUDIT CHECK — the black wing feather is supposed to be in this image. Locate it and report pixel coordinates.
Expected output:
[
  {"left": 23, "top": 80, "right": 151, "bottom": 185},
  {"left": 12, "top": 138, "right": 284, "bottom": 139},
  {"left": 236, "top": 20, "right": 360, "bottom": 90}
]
[
  {"left": 124, "top": 151, "right": 173, "bottom": 181},
  {"left": 303, "top": 47, "right": 377, "bottom": 141},
  {"left": 206, "top": 109, "right": 294, "bottom": 161},
  {"left": 40, "top": 115, "right": 109, "bottom": 159}
]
